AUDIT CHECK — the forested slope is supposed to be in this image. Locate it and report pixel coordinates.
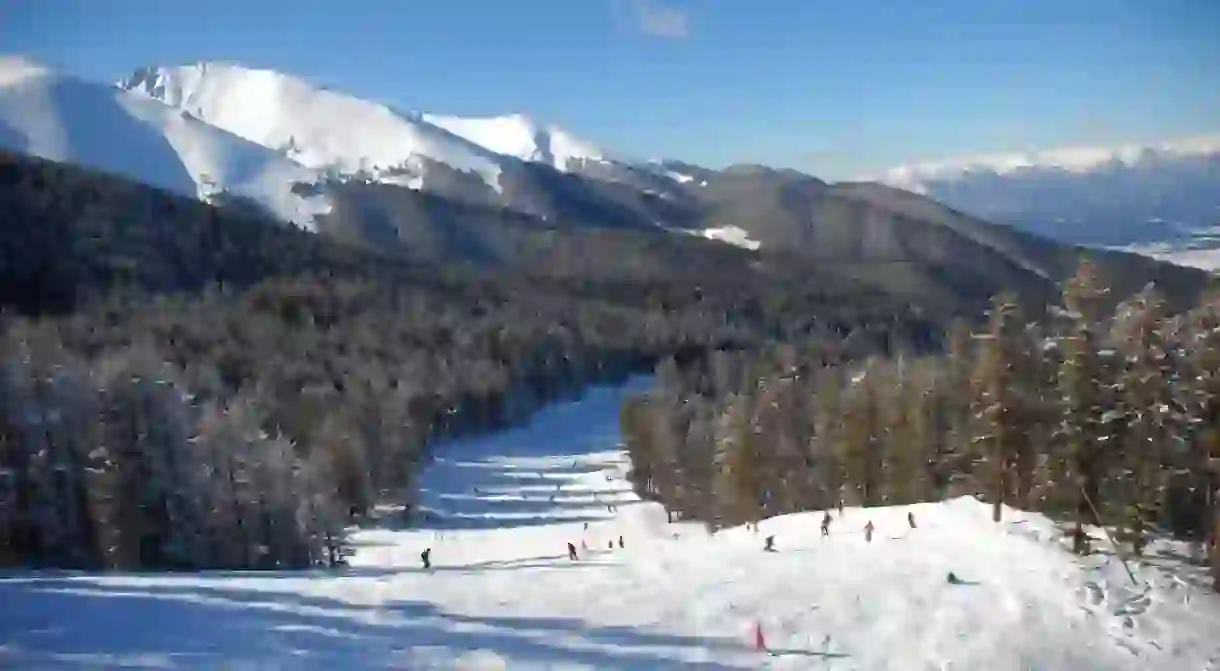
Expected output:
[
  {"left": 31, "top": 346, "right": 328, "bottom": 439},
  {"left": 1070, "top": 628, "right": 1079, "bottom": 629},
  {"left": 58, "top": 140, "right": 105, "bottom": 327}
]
[{"left": 0, "top": 152, "right": 935, "bottom": 570}]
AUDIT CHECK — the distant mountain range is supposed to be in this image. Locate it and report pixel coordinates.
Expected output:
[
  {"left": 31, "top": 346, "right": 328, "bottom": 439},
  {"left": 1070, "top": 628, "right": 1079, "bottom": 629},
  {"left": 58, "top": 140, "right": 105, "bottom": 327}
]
[
  {"left": 876, "top": 136, "right": 1220, "bottom": 249},
  {"left": 0, "top": 54, "right": 1208, "bottom": 316}
]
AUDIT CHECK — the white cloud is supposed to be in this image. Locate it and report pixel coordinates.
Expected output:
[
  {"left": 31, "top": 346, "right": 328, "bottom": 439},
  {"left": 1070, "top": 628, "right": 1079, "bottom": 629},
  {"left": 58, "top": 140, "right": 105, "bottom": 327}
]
[{"left": 621, "top": 0, "right": 690, "bottom": 39}]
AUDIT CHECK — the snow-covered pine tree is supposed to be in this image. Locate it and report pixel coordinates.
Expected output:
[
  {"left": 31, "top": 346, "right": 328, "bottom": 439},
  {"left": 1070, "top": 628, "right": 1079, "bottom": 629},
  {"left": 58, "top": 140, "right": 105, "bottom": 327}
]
[{"left": 1059, "top": 260, "right": 1111, "bottom": 555}]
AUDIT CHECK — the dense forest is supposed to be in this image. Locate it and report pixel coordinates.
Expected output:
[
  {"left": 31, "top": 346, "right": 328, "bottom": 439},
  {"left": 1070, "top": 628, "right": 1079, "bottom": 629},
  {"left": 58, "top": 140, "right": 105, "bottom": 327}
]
[
  {"left": 621, "top": 261, "right": 1220, "bottom": 591},
  {"left": 0, "top": 152, "right": 936, "bottom": 570}
]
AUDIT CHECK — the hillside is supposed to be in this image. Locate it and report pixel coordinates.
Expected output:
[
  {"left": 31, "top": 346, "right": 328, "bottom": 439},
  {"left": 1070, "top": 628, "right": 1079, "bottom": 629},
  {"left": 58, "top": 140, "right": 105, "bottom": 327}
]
[
  {"left": 0, "top": 56, "right": 329, "bottom": 228},
  {"left": 0, "top": 57, "right": 1179, "bottom": 318},
  {"left": 4, "top": 376, "right": 1218, "bottom": 670}
]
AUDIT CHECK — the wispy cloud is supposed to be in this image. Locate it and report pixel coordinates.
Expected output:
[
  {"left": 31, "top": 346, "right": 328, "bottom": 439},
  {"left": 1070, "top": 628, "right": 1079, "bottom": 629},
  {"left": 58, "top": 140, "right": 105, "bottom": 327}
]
[{"left": 620, "top": 0, "right": 691, "bottom": 39}]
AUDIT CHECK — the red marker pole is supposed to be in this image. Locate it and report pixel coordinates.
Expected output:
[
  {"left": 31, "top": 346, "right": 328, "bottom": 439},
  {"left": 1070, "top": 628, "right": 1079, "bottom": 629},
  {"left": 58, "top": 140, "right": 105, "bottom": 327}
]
[{"left": 753, "top": 621, "right": 767, "bottom": 652}]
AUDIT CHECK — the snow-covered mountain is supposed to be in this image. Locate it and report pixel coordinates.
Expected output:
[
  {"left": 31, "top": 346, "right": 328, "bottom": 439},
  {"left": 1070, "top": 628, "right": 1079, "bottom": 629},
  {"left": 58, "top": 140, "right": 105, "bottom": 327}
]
[
  {"left": 423, "top": 112, "right": 607, "bottom": 172},
  {"left": 877, "top": 135, "right": 1220, "bottom": 246},
  {"left": 0, "top": 56, "right": 331, "bottom": 229},
  {"left": 118, "top": 63, "right": 611, "bottom": 191}
]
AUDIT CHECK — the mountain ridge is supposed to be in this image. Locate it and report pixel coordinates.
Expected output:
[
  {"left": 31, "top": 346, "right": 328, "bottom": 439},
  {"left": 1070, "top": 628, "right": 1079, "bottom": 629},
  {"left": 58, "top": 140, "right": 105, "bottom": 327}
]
[{"left": 875, "top": 134, "right": 1220, "bottom": 246}]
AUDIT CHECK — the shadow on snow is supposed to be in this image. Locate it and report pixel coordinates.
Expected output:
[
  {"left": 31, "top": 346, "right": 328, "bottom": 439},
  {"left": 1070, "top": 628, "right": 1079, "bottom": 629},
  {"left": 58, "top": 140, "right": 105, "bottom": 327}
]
[{"left": 0, "top": 577, "right": 743, "bottom": 670}]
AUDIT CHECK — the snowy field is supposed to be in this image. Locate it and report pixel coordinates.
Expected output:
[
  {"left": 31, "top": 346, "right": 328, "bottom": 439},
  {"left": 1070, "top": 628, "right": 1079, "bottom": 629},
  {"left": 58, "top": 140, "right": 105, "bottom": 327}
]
[{"left": 3, "top": 375, "right": 1220, "bottom": 670}]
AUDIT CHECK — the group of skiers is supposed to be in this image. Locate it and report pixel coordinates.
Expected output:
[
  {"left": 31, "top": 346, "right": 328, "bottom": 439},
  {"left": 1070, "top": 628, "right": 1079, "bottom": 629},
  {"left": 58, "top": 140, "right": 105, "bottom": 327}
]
[
  {"left": 761, "top": 509, "right": 921, "bottom": 552},
  {"left": 567, "top": 534, "right": 624, "bottom": 560}
]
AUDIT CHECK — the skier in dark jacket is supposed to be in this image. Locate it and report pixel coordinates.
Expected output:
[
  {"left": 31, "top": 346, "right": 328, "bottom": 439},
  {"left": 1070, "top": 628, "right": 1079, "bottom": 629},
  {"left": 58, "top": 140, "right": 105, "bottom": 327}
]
[
  {"left": 618, "top": 535, "right": 624, "bottom": 548},
  {"left": 908, "top": 512, "right": 917, "bottom": 529},
  {"left": 864, "top": 521, "right": 875, "bottom": 543},
  {"left": 764, "top": 535, "right": 776, "bottom": 552},
  {"left": 567, "top": 542, "right": 578, "bottom": 560},
  {"left": 421, "top": 548, "right": 432, "bottom": 570},
  {"left": 821, "top": 511, "right": 832, "bottom": 537}
]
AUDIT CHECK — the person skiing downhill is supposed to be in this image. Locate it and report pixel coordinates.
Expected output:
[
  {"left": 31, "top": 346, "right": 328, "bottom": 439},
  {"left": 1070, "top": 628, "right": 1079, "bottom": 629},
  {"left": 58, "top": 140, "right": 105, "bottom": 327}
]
[
  {"left": 567, "top": 542, "right": 578, "bottom": 560},
  {"left": 764, "top": 535, "right": 776, "bottom": 552},
  {"left": 421, "top": 548, "right": 432, "bottom": 570},
  {"left": 908, "top": 512, "right": 917, "bottom": 529},
  {"left": 821, "top": 511, "right": 832, "bottom": 537},
  {"left": 618, "top": 535, "right": 624, "bottom": 548},
  {"left": 864, "top": 520, "right": 875, "bottom": 543}
]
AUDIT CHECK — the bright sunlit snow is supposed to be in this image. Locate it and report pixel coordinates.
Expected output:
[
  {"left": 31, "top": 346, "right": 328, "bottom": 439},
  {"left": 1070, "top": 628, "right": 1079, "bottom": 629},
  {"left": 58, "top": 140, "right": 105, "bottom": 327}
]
[
  {"left": 423, "top": 112, "right": 605, "bottom": 173},
  {"left": 120, "top": 63, "right": 513, "bottom": 193},
  {"left": 0, "top": 56, "right": 331, "bottom": 230},
  {"left": 3, "top": 374, "right": 1219, "bottom": 670},
  {"left": 695, "top": 226, "right": 762, "bottom": 251}
]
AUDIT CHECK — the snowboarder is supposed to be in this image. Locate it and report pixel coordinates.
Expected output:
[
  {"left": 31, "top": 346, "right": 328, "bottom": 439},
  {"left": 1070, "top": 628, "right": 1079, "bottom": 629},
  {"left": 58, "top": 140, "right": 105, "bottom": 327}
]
[
  {"left": 864, "top": 521, "right": 875, "bottom": 543},
  {"left": 908, "top": 512, "right": 917, "bottom": 529},
  {"left": 764, "top": 535, "right": 776, "bottom": 552},
  {"left": 567, "top": 542, "right": 578, "bottom": 560},
  {"left": 618, "top": 535, "right": 624, "bottom": 548},
  {"left": 821, "top": 511, "right": 832, "bottom": 537},
  {"left": 420, "top": 548, "right": 432, "bottom": 570}
]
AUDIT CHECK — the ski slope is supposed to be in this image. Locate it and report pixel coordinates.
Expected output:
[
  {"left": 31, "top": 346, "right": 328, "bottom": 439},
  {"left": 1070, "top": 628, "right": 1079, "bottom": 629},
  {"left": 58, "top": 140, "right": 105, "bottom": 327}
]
[
  {"left": 0, "top": 56, "right": 331, "bottom": 230},
  {"left": 3, "top": 375, "right": 1220, "bottom": 670}
]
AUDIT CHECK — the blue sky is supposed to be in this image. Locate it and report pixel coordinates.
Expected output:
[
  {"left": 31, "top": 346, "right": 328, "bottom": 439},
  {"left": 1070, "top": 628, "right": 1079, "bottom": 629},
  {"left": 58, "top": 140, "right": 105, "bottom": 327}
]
[{"left": 6, "top": 0, "right": 1219, "bottom": 178}]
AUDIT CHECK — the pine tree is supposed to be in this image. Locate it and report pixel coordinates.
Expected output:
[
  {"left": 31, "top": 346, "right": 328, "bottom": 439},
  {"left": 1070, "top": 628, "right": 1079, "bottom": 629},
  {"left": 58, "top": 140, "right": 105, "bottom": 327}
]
[{"left": 1059, "top": 260, "right": 1111, "bottom": 555}]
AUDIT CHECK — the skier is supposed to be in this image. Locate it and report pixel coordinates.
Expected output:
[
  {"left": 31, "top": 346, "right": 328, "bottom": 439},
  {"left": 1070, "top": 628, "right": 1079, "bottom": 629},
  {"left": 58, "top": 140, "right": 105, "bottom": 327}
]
[
  {"left": 618, "top": 535, "right": 624, "bottom": 549},
  {"left": 608, "top": 540, "right": 614, "bottom": 550},
  {"left": 583, "top": 522, "right": 589, "bottom": 531},
  {"left": 764, "top": 535, "right": 776, "bottom": 552},
  {"left": 567, "top": 542, "right": 578, "bottom": 560},
  {"left": 420, "top": 548, "right": 432, "bottom": 570},
  {"left": 864, "top": 520, "right": 875, "bottom": 543},
  {"left": 821, "top": 511, "right": 832, "bottom": 537},
  {"left": 946, "top": 571, "right": 963, "bottom": 585},
  {"left": 908, "top": 512, "right": 917, "bottom": 529}
]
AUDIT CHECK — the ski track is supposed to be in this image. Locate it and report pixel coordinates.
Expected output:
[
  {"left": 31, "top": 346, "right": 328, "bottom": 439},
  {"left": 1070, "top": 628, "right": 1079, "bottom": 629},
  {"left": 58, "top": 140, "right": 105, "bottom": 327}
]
[{"left": 3, "top": 374, "right": 1220, "bottom": 669}]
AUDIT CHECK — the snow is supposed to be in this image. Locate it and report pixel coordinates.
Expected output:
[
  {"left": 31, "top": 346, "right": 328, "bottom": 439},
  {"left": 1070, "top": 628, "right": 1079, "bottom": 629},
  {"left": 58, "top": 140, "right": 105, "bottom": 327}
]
[
  {"left": 665, "top": 170, "right": 695, "bottom": 184},
  {"left": 423, "top": 112, "right": 605, "bottom": 173},
  {"left": 877, "top": 134, "right": 1220, "bottom": 189},
  {"left": 694, "top": 225, "right": 763, "bottom": 251},
  {"left": 120, "top": 63, "right": 508, "bottom": 193},
  {"left": 0, "top": 56, "right": 331, "bottom": 230},
  {"left": 4, "top": 374, "right": 1220, "bottom": 670},
  {"left": 1114, "top": 242, "right": 1220, "bottom": 271}
]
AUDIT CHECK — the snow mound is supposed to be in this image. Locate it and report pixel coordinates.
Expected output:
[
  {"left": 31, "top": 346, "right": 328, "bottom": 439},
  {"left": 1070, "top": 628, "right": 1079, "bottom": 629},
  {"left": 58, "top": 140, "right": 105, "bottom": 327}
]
[
  {"left": 424, "top": 112, "right": 605, "bottom": 172},
  {"left": 0, "top": 56, "right": 330, "bottom": 229},
  {"left": 4, "top": 374, "right": 1219, "bottom": 670},
  {"left": 120, "top": 63, "right": 512, "bottom": 192}
]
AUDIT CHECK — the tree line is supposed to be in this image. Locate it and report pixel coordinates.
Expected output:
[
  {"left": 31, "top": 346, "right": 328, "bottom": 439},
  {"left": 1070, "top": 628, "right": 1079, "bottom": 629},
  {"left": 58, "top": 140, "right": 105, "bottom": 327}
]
[{"left": 622, "top": 261, "right": 1220, "bottom": 591}]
